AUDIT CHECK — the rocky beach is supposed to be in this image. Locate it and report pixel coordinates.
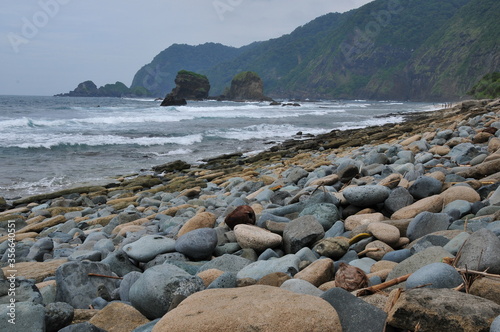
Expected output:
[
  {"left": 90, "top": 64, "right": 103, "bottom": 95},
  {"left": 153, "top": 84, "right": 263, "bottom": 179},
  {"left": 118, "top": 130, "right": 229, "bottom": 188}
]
[{"left": 1, "top": 98, "right": 500, "bottom": 332}]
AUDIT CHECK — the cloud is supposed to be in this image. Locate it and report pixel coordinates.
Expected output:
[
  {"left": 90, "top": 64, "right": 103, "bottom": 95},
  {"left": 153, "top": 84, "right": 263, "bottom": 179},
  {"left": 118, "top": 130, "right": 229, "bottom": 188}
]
[{"left": 0, "top": 0, "right": 373, "bottom": 95}]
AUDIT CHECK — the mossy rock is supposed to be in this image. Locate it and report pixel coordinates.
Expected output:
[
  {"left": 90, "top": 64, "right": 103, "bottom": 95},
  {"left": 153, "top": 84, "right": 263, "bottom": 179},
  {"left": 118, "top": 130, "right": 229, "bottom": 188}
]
[{"left": 121, "top": 176, "right": 163, "bottom": 189}]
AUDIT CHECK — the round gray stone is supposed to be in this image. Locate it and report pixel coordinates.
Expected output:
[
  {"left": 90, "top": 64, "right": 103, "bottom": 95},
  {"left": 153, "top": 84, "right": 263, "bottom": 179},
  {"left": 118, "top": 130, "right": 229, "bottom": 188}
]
[
  {"left": 455, "top": 228, "right": 500, "bottom": 274},
  {"left": 123, "top": 235, "right": 176, "bottom": 262},
  {"left": 280, "top": 279, "right": 323, "bottom": 297},
  {"left": 299, "top": 203, "right": 340, "bottom": 231},
  {"left": 55, "top": 261, "right": 119, "bottom": 309},
  {"left": 384, "top": 186, "right": 414, "bottom": 216},
  {"left": 406, "top": 262, "right": 463, "bottom": 289},
  {"left": 129, "top": 264, "right": 205, "bottom": 320},
  {"left": 236, "top": 254, "right": 300, "bottom": 281},
  {"left": 207, "top": 272, "right": 238, "bottom": 289},
  {"left": 119, "top": 271, "right": 143, "bottom": 302},
  {"left": 408, "top": 176, "right": 442, "bottom": 199},
  {"left": 175, "top": 228, "right": 218, "bottom": 260},
  {"left": 283, "top": 215, "right": 324, "bottom": 254},
  {"left": 343, "top": 185, "right": 391, "bottom": 207},
  {"left": 45, "top": 302, "right": 74, "bottom": 332},
  {"left": 407, "top": 212, "right": 451, "bottom": 242}
]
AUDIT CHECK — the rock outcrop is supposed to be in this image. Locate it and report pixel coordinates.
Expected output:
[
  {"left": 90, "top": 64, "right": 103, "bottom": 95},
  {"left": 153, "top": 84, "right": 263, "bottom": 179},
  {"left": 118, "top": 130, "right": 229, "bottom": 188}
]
[
  {"left": 161, "top": 70, "right": 210, "bottom": 106},
  {"left": 224, "top": 71, "right": 272, "bottom": 102},
  {"left": 56, "top": 81, "right": 151, "bottom": 98}
]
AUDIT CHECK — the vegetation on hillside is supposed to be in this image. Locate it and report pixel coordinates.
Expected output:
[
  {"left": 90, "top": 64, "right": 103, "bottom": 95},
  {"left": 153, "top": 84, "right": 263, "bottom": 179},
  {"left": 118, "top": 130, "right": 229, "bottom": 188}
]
[{"left": 468, "top": 72, "right": 500, "bottom": 99}]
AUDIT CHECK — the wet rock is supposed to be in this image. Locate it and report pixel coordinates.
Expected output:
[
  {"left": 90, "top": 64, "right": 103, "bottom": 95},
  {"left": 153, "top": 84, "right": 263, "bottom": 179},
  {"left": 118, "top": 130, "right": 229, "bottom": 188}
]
[{"left": 129, "top": 264, "right": 205, "bottom": 319}]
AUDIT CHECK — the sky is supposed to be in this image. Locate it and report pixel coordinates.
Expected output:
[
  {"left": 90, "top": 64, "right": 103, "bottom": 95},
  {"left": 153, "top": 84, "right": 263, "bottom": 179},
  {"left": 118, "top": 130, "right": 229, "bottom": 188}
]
[{"left": 1, "top": 0, "right": 374, "bottom": 96}]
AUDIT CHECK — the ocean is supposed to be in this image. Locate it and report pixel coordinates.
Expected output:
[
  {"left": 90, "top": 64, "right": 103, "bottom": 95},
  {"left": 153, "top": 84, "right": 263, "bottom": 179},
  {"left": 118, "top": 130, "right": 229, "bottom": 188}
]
[{"left": 0, "top": 95, "right": 438, "bottom": 200}]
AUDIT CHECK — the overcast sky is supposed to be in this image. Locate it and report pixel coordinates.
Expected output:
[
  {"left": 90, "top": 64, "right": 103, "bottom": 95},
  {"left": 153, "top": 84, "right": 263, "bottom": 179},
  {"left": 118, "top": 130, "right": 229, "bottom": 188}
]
[{"left": 1, "top": 0, "right": 373, "bottom": 96}]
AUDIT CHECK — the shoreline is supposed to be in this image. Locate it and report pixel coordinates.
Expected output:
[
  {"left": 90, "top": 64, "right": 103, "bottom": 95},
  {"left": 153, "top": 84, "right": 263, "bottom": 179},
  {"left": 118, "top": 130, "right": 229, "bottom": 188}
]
[
  {"left": 0, "top": 100, "right": 459, "bottom": 207},
  {"left": 1, "top": 98, "right": 500, "bottom": 331}
]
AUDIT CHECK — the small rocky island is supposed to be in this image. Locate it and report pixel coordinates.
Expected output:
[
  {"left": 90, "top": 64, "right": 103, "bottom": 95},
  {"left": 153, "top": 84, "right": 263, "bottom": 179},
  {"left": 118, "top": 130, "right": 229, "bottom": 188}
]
[
  {"left": 161, "top": 70, "right": 273, "bottom": 106},
  {"left": 161, "top": 70, "right": 210, "bottom": 106},
  {"left": 56, "top": 80, "right": 151, "bottom": 98}
]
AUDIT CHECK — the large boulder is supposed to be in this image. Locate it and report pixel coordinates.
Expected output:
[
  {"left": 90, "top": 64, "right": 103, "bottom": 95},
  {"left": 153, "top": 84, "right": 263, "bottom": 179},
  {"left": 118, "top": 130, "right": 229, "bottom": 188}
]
[
  {"left": 161, "top": 70, "right": 210, "bottom": 106},
  {"left": 387, "top": 288, "right": 500, "bottom": 331},
  {"left": 225, "top": 71, "right": 272, "bottom": 101},
  {"left": 151, "top": 285, "right": 342, "bottom": 332},
  {"left": 129, "top": 264, "right": 205, "bottom": 320}
]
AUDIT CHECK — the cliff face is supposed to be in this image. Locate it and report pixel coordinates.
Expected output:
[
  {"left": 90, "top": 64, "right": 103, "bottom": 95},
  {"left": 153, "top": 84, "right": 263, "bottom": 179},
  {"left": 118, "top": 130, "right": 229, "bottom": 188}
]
[{"left": 225, "top": 72, "right": 272, "bottom": 101}]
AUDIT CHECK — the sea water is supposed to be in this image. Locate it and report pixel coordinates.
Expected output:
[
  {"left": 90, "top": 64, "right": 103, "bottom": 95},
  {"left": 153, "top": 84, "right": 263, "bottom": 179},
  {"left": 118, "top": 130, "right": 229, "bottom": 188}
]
[{"left": 0, "top": 95, "right": 438, "bottom": 199}]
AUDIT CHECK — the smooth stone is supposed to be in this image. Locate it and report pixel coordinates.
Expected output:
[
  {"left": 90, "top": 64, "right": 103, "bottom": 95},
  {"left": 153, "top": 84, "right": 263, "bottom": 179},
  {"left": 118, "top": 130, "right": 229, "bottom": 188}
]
[
  {"left": 283, "top": 215, "right": 324, "bottom": 254},
  {"left": 26, "top": 238, "right": 54, "bottom": 262},
  {"left": 469, "top": 277, "right": 500, "bottom": 306},
  {"left": 384, "top": 186, "right": 414, "bottom": 216},
  {"left": 440, "top": 185, "right": 481, "bottom": 205},
  {"left": 175, "top": 228, "right": 218, "bottom": 260},
  {"left": 342, "top": 185, "right": 391, "bottom": 207},
  {"left": 344, "top": 213, "right": 385, "bottom": 231},
  {"left": 151, "top": 285, "right": 342, "bottom": 332},
  {"left": 0, "top": 302, "right": 45, "bottom": 332},
  {"left": 442, "top": 232, "right": 470, "bottom": 255},
  {"left": 448, "top": 142, "right": 479, "bottom": 164},
  {"left": 123, "top": 235, "right": 176, "bottom": 262},
  {"left": 55, "top": 261, "right": 118, "bottom": 309},
  {"left": 293, "top": 258, "right": 334, "bottom": 287},
  {"left": 197, "top": 254, "right": 251, "bottom": 274},
  {"left": 455, "top": 228, "right": 500, "bottom": 274},
  {"left": 391, "top": 195, "right": 443, "bottom": 220},
  {"left": 492, "top": 315, "right": 500, "bottom": 332},
  {"left": 197, "top": 269, "right": 224, "bottom": 287},
  {"left": 313, "top": 237, "right": 349, "bottom": 260},
  {"left": 234, "top": 224, "right": 282, "bottom": 251},
  {"left": 131, "top": 319, "right": 161, "bottom": 332},
  {"left": 89, "top": 302, "right": 150, "bottom": 332},
  {"left": 45, "top": 302, "right": 75, "bottom": 332},
  {"left": 366, "top": 222, "right": 400, "bottom": 246},
  {"left": 406, "top": 262, "right": 463, "bottom": 289},
  {"left": 321, "top": 287, "right": 387, "bottom": 332},
  {"left": 348, "top": 257, "right": 377, "bottom": 274},
  {"left": 406, "top": 212, "right": 451, "bottom": 242},
  {"left": 101, "top": 249, "right": 142, "bottom": 277},
  {"left": 408, "top": 176, "right": 442, "bottom": 199},
  {"left": 387, "top": 288, "right": 500, "bottom": 332},
  {"left": 129, "top": 264, "right": 205, "bottom": 320},
  {"left": 325, "top": 220, "right": 345, "bottom": 238},
  {"left": 365, "top": 240, "right": 394, "bottom": 260},
  {"left": 280, "top": 279, "right": 324, "bottom": 296},
  {"left": 207, "top": 272, "right": 238, "bottom": 289},
  {"left": 256, "top": 213, "right": 291, "bottom": 228},
  {"left": 258, "top": 248, "right": 281, "bottom": 260},
  {"left": 294, "top": 247, "right": 319, "bottom": 263},
  {"left": 119, "top": 271, "right": 142, "bottom": 302},
  {"left": 298, "top": 203, "right": 340, "bottom": 231},
  {"left": 236, "top": 254, "right": 300, "bottom": 281},
  {"left": 58, "top": 322, "right": 106, "bottom": 332},
  {"left": 382, "top": 249, "right": 412, "bottom": 263},
  {"left": 257, "top": 272, "right": 291, "bottom": 287},
  {"left": 442, "top": 199, "right": 472, "bottom": 217},
  {"left": 386, "top": 246, "right": 453, "bottom": 284},
  {"left": 68, "top": 250, "right": 102, "bottom": 261},
  {"left": 176, "top": 212, "right": 216, "bottom": 237},
  {"left": 0, "top": 278, "right": 43, "bottom": 304}
]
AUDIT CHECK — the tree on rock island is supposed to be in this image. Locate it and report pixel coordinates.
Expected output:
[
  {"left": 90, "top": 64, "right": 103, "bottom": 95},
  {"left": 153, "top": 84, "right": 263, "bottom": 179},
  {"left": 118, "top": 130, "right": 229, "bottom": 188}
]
[{"left": 161, "top": 70, "right": 210, "bottom": 106}]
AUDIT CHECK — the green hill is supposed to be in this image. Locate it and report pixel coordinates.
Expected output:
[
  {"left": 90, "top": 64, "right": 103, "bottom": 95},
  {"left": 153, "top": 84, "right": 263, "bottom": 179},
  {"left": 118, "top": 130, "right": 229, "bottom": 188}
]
[{"left": 130, "top": 0, "right": 499, "bottom": 101}]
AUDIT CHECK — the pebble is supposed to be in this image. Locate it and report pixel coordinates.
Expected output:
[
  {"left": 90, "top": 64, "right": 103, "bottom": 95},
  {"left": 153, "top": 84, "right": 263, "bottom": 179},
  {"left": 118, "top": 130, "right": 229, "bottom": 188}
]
[
  {"left": 123, "top": 235, "right": 175, "bottom": 262},
  {"left": 174, "top": 228, "right": 218, "bottom": 260},
  {"left": 2, "top": 100, "right": 500, "bottom": 331},
  {"left": 234, "top": 224, "right": 282, "bottom": 251}
]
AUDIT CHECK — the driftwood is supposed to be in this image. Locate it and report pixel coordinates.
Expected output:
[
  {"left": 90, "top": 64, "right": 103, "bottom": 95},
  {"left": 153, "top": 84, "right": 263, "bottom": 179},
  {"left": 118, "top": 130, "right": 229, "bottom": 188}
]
[{"left": 356, "top": 273, "right": 411, "bottom": 296}]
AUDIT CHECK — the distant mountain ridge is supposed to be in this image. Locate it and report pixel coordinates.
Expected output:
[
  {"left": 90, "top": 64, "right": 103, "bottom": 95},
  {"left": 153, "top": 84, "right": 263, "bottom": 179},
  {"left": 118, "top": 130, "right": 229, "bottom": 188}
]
[{"left": 131, "top": 0, "right": 499, "bottom": 101}]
